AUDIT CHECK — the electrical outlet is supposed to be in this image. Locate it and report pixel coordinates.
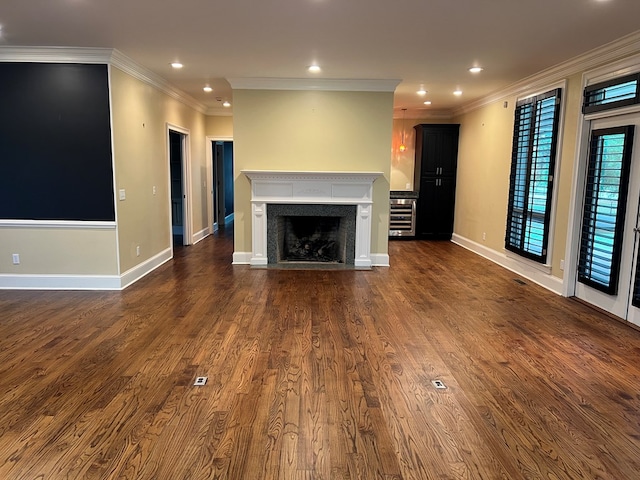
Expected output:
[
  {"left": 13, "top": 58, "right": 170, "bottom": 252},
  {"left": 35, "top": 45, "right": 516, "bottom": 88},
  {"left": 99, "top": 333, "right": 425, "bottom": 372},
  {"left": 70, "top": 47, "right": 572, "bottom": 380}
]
[
  {"left": 12, "top": 254, "right": 20, "bottom": 265},
  {"left": 482, "top": 232, "right": 486, "bottom": 241},
  {"left": 560, "top": 259, "right": 565, "bottom": 271},
  {"left": 136, "top": 245, "right": 140, "bottom": 257},
  {"left": 152, "top": 185, "right": 156, "bottom": 195},
  {"left": 119, "top": 189, "right": 126, "bottom": 201},
  {"left": 405, "top": 182, "right": 411, "bottom": 190}
]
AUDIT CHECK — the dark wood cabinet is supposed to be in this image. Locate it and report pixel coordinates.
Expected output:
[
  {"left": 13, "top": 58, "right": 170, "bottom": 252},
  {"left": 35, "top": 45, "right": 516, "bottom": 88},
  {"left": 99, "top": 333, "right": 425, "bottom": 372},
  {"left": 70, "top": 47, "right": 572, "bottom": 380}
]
[{"left": 413, "top": 124, "right": 460, "bottom": 239}]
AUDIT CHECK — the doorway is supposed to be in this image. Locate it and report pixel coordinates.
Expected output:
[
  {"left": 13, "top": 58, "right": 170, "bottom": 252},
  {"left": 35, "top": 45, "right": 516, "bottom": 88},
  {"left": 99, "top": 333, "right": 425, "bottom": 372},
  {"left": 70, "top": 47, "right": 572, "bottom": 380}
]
[
  {"left": 212, "top": 140, "right": 234, "bottom": 231},
  {"left": 574, "top": 112, "right": 640, "bottom": 326},
  {"left": 168, "top": 126, "right": 191, "bottom": 248}
]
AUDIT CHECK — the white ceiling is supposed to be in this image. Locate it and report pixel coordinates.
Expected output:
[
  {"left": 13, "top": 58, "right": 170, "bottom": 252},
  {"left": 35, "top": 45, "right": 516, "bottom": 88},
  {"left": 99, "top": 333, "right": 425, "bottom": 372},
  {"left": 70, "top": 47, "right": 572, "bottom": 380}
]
[{"left": 2, "top": 0, "right": 640, "bottom": 116}]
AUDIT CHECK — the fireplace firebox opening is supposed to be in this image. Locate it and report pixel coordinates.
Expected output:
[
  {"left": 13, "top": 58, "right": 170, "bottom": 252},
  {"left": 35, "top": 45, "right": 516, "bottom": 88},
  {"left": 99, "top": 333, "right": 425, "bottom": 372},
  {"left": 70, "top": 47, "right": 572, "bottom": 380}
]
[
  {"left": 267, "top": 204, "right": 357, "bottom": 265},
  {"left": 280, "top": 216, "right": 344, "bottom": 263}
]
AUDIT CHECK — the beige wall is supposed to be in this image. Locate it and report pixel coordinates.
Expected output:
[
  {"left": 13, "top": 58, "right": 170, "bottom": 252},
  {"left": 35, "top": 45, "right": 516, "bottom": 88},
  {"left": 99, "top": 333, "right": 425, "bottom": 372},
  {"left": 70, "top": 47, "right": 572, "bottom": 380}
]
[
  {"left": 232, "top": 89, "right": 394, "bottom": 257},
  {"left": 452, "top": 73, "right": 584, "bottom": 280},
  {"left": 453, "top": 100, "right": 515, "bottom": 252},
  {"left": 0, "top": 227, "right": 118, "bottom": 275},
  {"left": 206, "top": 115, "right": 233, "bottom": 137},
  {"left": 110, "top": 67, "right": 207, "bottom": 272}
]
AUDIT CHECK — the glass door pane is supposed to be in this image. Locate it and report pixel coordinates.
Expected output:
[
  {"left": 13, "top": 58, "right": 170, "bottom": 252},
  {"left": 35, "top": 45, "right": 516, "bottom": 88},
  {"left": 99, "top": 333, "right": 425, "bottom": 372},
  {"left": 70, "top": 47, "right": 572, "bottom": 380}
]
[{"left": 578, "top": 127, "right": 634, "bottom": 294}]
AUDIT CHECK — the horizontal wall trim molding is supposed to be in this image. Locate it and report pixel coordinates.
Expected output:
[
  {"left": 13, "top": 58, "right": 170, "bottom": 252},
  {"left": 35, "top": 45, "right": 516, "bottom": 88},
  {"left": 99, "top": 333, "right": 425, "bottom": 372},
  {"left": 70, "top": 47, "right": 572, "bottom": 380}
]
[
  {"left": 228, "top": 77, "right": 401, "bottom": 92},
  {"left": 0, "top": 220, "right": 116, "bottom": 229},
  {"left": 451, "top": 233, "right": 563, "bottom": 295},
  {"left": 120, "top": 247, "right": 172, "bottom": 290},
  {"left": 454, "top": 30, "right": 640, "bottom": 116}
]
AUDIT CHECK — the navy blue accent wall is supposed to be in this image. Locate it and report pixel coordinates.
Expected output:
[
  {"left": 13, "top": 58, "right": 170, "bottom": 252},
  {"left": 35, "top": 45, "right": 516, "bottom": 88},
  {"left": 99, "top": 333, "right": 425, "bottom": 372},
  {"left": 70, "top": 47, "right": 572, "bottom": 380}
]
[{"left": 0, "top": 63, "right": 114, "bottom": 221}]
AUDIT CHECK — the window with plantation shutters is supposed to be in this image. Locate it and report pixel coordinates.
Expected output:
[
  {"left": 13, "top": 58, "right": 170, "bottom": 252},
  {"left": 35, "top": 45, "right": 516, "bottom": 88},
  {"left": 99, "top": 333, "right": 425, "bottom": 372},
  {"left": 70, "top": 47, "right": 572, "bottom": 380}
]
[
  {"left": 505, "top": 88, "right": 562, "bottom": 263},
  {"left": 578, "top": 126, "right": 635, "bottom": 294},
  {"left": 583, "top": 73, "right": 640, "bottom": 114}
]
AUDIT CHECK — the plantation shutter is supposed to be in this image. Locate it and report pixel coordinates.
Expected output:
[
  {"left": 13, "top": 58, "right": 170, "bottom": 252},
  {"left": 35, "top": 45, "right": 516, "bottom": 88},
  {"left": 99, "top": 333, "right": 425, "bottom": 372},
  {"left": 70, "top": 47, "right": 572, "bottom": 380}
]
[{"left": 505, "top": 89, "right": 562, "bottom": 263}]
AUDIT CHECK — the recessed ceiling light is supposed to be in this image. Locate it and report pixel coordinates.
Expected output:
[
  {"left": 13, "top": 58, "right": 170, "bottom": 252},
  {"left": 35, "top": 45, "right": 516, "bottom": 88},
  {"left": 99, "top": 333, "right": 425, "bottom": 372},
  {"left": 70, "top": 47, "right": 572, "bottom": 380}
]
[
  {"left": 203, "top": 86, "right": 213, "bottom": 93},
  {"left": 308, "top": 64, "right": 321, "bottom": 73},
  {"left": 170, "top": 62, "right": 183, "bottom": 69},
  {"left": 469, "top": 66, "right": 483, "bottom": 74},
  {"left": 453, "top": 90, "right": 463, "bottom": 96},
  {"left": 222, "top": 101, "right": 231, "bottom": 107},
  {"left": 417, "top": 88, "right": 427, "bottom": 95},
  {"left": 424, "top": 101, "right": 432, "bottom": 105}
]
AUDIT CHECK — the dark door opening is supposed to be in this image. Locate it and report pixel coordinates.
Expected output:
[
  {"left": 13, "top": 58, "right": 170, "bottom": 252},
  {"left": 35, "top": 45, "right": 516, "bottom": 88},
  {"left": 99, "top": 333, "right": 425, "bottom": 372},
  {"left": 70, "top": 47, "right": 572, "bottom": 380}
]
[
  {"left": 212, "top": 140, "right": 234, "bottom": 230},
  {"left": 169, "top": 130, "right": 186, "bottom": 246}
]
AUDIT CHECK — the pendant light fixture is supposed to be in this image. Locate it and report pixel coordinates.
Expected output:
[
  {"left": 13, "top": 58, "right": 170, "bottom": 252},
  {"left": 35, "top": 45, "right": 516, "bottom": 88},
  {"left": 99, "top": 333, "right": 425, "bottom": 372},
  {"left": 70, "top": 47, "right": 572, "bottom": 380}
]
[{"left": 399, "top": 108, "right": 407, "bottom": 152}]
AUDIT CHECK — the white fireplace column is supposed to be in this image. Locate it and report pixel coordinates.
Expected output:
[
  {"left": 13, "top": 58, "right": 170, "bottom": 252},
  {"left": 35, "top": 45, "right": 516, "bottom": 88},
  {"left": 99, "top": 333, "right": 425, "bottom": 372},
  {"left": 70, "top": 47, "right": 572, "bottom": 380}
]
[{"left": 242, "top": 170, "right": 383, "bottom": 267}]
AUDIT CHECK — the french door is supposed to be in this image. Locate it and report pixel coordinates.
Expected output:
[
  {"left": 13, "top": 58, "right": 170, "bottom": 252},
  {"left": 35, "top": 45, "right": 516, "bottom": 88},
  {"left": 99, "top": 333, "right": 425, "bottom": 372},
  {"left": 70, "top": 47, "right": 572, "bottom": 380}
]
[{"left": 575, "top": 112, "right": 640, "bottom": 327}]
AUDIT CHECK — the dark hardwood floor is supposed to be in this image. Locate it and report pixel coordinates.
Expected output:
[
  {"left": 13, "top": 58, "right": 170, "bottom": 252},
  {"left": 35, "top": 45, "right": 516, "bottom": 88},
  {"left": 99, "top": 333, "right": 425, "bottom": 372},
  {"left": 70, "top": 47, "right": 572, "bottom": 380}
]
[{"left": 1, "top": 228, "right": 640, "bottom": 479}]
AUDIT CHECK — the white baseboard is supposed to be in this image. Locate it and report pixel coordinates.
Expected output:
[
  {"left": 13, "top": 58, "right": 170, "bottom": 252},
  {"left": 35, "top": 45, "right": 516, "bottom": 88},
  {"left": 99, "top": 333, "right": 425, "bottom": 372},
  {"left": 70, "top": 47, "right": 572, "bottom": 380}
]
[
  {"left": 0, "top": 247, "right": 174, "bottom": 290},
  {"left": 232, "top": 252, "right": 252, "bottom": 264},
  {"left": 371, "top": 254, "right": 390, "bottom": 267},
  {"left": 120, "top": 248, "right": 173, "bottom": 289},
  {"left": 0, "top": 274, "right": 122, "bottom": 290},
  {"left": 192, "top": 227, "right": 209, "bottom": 244},
  {"left": 451, "top": 234, "right": 564, "bottom": 295}
]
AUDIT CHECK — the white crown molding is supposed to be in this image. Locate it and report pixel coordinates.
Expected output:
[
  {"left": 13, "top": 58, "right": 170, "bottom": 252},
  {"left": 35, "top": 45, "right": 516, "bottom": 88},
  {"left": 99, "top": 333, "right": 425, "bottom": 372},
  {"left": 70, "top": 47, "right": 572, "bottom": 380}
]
[
  {"left": 109, "top": 49, "right": 207, "bottom": 114},
  {"left": 0, "top": 46, "right": 113, "bottom": 63},
  {"left": 205, "top": 106, "right": 234, "bottom": 116},
  {"left": 227, "top": 77, "right": 401, "bottom": 92},
  {"left": 394, "top": 109, "right": 454, "bottom": 120},
  {"left": 453, "top": 29, "right": 640, "bottom": 116}
]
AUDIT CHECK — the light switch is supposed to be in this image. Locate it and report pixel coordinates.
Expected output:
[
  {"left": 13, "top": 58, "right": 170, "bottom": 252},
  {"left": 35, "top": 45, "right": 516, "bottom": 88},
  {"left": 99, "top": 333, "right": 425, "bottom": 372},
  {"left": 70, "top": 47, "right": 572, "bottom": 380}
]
[{"left": 119, "top": 189, "right": 126, "bottom": 201}]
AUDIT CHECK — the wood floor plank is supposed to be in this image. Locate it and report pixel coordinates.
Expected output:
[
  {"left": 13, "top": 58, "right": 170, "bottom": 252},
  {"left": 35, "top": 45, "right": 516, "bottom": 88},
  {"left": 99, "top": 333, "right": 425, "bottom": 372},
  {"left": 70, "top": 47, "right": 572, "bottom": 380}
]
[{"left": 2, "top": 229, "right": 640, "bottom": 479}]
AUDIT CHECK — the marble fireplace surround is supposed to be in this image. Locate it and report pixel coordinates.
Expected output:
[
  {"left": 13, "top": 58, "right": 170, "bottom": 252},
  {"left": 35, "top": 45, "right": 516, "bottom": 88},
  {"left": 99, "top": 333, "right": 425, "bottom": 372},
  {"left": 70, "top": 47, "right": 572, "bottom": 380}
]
[{"left": 242, "top": 170, "right": 383, "bottom": 267}]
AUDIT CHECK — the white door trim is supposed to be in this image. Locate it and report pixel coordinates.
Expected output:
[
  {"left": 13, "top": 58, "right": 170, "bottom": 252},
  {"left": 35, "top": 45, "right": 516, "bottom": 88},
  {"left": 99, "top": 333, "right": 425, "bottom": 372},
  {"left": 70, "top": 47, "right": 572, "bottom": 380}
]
[{"left": 563, "top": 57, "right": 640, "bottom": 298}]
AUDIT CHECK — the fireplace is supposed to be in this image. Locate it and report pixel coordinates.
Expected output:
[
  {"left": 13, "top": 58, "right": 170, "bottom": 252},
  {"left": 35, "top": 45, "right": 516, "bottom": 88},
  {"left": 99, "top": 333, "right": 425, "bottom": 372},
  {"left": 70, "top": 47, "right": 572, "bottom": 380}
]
[
  {"left": 242, "top": 170, "right": 382, "bottom": 267},
  {"left": 267, "top": 204, "right": 357, "bottom": 264}
]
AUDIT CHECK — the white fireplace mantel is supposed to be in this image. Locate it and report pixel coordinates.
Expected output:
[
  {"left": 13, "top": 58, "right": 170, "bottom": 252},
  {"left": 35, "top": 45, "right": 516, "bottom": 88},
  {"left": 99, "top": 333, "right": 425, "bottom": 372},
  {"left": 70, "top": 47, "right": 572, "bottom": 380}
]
[{"left": 242, "top": 170, "right": 383, "bottom": 267}]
